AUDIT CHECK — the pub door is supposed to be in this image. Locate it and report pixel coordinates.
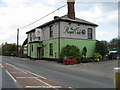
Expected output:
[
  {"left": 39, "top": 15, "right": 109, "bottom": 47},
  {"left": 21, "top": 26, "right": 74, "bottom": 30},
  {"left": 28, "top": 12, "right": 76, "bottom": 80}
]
[{"left": 37, "top": 47, "right": 42, "bottom": 59}]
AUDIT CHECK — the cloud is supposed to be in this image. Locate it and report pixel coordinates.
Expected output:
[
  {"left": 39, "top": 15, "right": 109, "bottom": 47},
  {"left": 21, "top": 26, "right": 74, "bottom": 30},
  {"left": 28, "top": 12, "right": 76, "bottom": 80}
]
[
  {"left": 0, "top": 0, "right": 65, "bottom": 44},
  {"left": 76, "top": 3, "right": 118, "bottom": 27},
  {"left": 1, "top": 0, "right": 28, "bottom": 7},
  {"left": 96, "top": 29, "right": 118, "bottom": 41},
  {"left": 76, "top": 5, "right": 103, "bottom": 22}
]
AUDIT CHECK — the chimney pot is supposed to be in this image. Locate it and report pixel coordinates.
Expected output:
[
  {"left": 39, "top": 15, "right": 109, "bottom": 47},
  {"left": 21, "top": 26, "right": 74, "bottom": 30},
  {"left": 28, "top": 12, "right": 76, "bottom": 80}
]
[{"left": 67, "top": 0, "right": 75, "bottom": 20}]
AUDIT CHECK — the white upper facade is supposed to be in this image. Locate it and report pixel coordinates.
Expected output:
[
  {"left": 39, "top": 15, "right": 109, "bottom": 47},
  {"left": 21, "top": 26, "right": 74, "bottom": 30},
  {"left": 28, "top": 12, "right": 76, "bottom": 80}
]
[{"left": 27, "top": 17, "right": 97, "bottom": 43}]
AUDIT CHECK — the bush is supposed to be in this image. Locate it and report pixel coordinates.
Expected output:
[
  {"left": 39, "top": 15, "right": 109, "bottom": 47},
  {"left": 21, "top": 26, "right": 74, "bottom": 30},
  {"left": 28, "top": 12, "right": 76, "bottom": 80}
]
[
  {"left": 93, "top": 53, "right": 102, "bottom": 62},
  {"left": 60, "top": 45, "right": 81, "bottom": 61}
]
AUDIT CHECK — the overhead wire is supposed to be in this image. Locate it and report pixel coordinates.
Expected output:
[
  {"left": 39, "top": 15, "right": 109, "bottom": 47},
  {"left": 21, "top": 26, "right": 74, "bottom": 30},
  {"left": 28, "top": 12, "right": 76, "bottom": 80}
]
[{"left": 20, "top": 4, "right": 66, "bottom": 29}]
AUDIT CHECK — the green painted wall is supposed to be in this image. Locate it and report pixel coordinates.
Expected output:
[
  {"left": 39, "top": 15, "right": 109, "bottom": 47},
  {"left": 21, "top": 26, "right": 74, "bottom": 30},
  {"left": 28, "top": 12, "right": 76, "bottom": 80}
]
[
  {"left": 27, "top": 38, "right": 96, "bottom": 59},
  {"left": 27, "top": 44, "right": 30, "bottom": 57},
  {"left": 27, "top": 43, "right": 42, "bottom": 58},
  {"left": 60, "top": 38, "right": 96, "bottom": 58},
  {"left": 42, "top": 39, "right": 59, "bottom": 59}
]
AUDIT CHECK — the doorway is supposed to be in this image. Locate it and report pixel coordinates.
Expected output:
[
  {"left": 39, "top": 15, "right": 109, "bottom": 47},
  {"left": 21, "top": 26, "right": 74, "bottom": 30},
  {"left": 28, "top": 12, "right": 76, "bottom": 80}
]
[{"left": 37, "top": 47, "right": 42, "bottom": 59}]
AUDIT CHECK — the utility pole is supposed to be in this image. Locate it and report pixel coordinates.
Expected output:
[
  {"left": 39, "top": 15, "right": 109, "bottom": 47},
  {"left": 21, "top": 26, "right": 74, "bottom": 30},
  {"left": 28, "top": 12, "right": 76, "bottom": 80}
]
[{"left": 17, "top": 28, "right": 19, "bottom": 57}]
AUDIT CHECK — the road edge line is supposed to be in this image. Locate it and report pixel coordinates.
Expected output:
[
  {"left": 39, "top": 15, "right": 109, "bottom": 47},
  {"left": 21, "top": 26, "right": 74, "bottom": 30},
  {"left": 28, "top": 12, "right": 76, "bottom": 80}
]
[
  {"left": 21, "top": 69, "right": 46, "bottom": 80},
  {"left": 5, "top": 70, "right": 17, "bottom": 83}
]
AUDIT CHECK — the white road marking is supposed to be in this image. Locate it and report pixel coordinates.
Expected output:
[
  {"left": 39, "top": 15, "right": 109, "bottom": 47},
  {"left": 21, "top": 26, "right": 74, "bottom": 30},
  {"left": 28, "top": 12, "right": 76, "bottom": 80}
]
[
  {"left": 4, "top": 62, "right": 28, "bottom": 74},
  {"left": 6, "top": 70, "right": 17, "bottom": 83},
  {"left": 3, "top": 62, "right": 63, "bottom": 89},
  {"left": 10, "top": 72, "right": 27, "bottom": 74},
  {"left": 34, "top": 77, "right": 51, "bottom": 86},
  {"left": 68, "top": 87, "right": 73, "bottom": 89},
  {"left": 34, "top": 77, "right": 59, "bottom": 89},
  {"left": 21, "top": 69, "right": 46, "bottom": 80},
  {"left": 4, "top": 62, "right": 46, "bottom": 80},
  {"left": 0, "top": 64, "right": 3, "bottom": 68},
  {"left": 5, "top": 63, "right": 21, "bottom": 71},
  {"left": 3, "top": 62, "right": 47, "bottom": 79},
  {"left": 25, "top": 86, "right": 62, "bottom": 88},
  {"left": 16, "top": 77, "right": 36, "bottom": 79}
]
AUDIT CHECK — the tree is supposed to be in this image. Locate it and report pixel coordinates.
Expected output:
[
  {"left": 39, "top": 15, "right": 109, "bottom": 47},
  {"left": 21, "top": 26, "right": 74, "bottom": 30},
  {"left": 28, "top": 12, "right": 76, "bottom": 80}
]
[
  {"left": 2, "top": 43, "right": 17, "bottom": 56},
  {"left": 95, "top": 40, "right": 108, "bottom": 58},
  {"left": 108, "top": 38, "right": 120, "bottom": 54}
]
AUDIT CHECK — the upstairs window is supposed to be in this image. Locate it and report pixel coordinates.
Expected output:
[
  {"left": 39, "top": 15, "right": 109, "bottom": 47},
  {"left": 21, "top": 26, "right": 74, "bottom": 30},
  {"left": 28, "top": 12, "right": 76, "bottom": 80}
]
[
  {"left": 88, "top": 28, "right": 92, "bottom": 39},
  {"left": 30, "top": 33, "right": 32, "bottom": 41},
  {"left": 49, "top": 43, "right": 53, "bottom": 56},
  {"left": 50, "top": 25, "right": 53, "bottom": 38}
]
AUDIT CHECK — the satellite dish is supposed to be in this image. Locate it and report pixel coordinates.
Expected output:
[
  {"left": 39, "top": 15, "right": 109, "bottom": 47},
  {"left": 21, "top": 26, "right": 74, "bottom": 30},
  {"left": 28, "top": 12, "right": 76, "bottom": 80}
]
[{"left": 35, "top": 28, "right": 41, "bottom": 37}]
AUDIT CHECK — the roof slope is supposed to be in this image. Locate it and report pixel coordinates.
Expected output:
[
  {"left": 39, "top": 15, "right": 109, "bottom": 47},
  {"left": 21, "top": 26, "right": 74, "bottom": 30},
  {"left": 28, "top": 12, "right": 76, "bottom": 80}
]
[
  {"left": 60, "top": 15, "right": 98, "bottom": 26},
  {"left": 26, "top": 15, "right": 98, "bottom": 34}
]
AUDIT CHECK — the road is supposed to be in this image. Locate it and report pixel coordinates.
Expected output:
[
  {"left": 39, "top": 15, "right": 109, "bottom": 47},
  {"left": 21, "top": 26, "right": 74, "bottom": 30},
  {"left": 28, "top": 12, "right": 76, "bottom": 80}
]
[{"left": 1, "top": 56, "right": 118, "bottom": 89}]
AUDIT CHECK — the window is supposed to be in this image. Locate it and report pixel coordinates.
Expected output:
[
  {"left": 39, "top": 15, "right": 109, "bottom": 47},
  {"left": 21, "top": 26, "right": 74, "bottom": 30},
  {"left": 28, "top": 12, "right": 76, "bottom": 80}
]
[
  {"left": 38, "top": 37, "right": 40, "bottom": 40},
  {"left": 50, "top": 25, "right": 53, "bottom": 37},
  {"left": 88, "top": 28, "right": 92, "bottom": 39},
  {"left": 49, "top": 43, "right": 53, "bottom": 56},
  {"left": 30, "top": 33, "right": 32, "bottom": 41},
  {"left": 31, "top": 45, "right": 33, "bottom": 52}
]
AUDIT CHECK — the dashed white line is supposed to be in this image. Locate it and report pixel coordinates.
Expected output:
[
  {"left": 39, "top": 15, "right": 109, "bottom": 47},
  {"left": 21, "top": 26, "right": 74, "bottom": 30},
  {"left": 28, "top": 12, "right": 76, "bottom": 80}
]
[
  {"left": 5, "top": 63, "right": 21, "bottom": 71},
  {"left": 21, "top": 69, "right": 46, "bottom": 80},
  {"left": 34, "top": 77, "right": 51, "bottom": 86},
  {"left": 34, "top": 77, "right": 59, "bottom": 89},
  {"left": 3, "top": 62, "right": 64, "bottom": 89},
  {"left": 5, "top": 62, "right": 46, "bottom": 80},
  {"left": 25, "top": 86, "right": 62, "bottom": 88},
  {"left": 0, "top": 64, "right": 3, "bottom": 68},
  {"left": 6, "top": 70, "right": 17, "bottom": 83},
  {"left": 16, "top": 77, "right": 36, "bottom": 79},
  {"left": 10, "top": 71, "right": 27, "bottom": 74}
]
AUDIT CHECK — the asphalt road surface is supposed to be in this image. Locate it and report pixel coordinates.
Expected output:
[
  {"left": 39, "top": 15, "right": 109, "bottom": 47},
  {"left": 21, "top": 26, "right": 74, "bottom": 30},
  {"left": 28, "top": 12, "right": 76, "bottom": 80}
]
[{"left": 1, "top": 56, "right": 118, "bottom": 89}]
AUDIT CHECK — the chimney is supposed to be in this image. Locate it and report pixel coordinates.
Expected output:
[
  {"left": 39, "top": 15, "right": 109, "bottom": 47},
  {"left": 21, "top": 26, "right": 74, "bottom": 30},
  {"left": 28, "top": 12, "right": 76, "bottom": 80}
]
[{"left": 67, "top": 0, "right": 75, "bottom": 20}]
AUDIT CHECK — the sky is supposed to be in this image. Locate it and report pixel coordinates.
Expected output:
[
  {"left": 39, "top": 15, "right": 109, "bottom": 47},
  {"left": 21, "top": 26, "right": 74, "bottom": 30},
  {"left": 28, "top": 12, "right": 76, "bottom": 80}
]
[{"left": 0, "top": 0, "right": 119, "bottom": 45}]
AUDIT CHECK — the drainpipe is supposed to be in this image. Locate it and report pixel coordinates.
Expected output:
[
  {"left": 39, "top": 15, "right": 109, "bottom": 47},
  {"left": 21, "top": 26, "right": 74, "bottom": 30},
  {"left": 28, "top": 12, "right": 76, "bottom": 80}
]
[{"left": 58, "top": 19, "right": 61, "bottom": 63}]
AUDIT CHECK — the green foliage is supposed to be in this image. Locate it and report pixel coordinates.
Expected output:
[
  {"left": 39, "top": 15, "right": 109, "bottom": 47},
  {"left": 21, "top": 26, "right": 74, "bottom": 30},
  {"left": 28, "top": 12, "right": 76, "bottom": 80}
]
[
  {"left": 81, "top": 47, "right": 87, "bottom": 57},
  {"left": 95, "top": 40, "right": 108, "bottom": 57},
  {"left": 93, "top": 53, "right": 102, "bottom": 62},
  {"left": 60, "top": 45, "right": 81, "bottom": 60},
  {"left": 2, "top": 44, "right": 17, "bottom": 56}
]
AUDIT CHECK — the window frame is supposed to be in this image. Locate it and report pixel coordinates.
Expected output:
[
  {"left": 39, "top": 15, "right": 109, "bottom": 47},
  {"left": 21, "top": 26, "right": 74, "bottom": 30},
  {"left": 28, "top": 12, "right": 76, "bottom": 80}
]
[
  {"left": 49, "top": 25, "right": 53, "bottom": 38},
  {"left": 88, "top": 28, "right": 93, "bottom": 39},
  {"left": 49, "top": 43, "right": 53, "bottom": 56}
]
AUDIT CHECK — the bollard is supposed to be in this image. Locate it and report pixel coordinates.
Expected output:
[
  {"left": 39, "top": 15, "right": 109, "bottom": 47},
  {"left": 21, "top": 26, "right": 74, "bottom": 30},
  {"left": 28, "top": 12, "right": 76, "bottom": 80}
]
[{"left": 114, "top": 67, "right": 120, "bottom": 90}]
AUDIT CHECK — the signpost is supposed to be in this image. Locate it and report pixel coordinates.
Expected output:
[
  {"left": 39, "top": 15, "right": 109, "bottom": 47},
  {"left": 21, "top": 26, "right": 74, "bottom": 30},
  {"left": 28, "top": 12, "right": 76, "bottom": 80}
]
[
  {"left": 114, "top": 67, "right": 120, "bottom": 89},
  {"left": 17, "top": 28, "right": 19, "bottom": 57}
]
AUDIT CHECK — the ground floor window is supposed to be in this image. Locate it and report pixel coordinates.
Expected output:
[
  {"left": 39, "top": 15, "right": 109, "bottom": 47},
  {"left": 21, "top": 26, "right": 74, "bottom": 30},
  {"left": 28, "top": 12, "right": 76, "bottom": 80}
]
[
  {"left": 42, "top": 46, "right": 44, "bottom": 56},
  {"left": 49, "top": 43, "right": 53, "bottom": 56}
]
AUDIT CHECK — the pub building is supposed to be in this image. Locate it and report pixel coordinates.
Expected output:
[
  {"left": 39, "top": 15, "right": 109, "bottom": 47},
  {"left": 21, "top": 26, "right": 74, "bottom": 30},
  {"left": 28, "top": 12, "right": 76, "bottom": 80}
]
[{"left": 26, "top": 0, "right": 98, "bottom": 60}]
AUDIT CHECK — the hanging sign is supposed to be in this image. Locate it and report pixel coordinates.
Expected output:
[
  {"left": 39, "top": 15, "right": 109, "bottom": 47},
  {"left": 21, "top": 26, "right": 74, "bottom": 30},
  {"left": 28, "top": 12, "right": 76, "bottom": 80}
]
[
  {"left": 35, "top": 28, "right": 41, "bottom": 37},
  {"left": 64, "top": 26, "right": 86, "bottom": 35}
]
